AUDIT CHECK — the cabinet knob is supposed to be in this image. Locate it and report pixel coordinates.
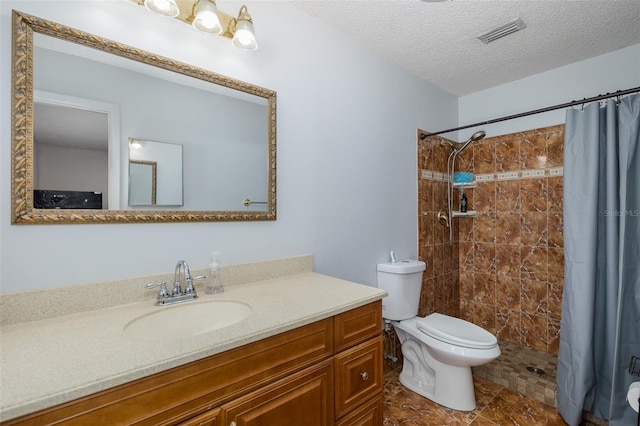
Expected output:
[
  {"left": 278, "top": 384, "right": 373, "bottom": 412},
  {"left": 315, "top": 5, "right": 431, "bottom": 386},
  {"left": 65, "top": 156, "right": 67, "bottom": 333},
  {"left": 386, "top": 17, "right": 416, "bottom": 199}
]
[
  {"left": 230, "top": 422, "right": 236, "bottom": 426},
  {"left": 360, "top": 371, "right": 369, "bottom": 381}
]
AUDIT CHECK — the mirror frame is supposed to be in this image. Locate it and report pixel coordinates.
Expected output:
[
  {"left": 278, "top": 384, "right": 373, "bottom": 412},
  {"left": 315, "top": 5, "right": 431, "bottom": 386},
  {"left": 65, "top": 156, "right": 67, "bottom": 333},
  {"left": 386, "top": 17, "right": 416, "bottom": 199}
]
[{"left": 11, "top": 10, "right": 277, "bottom": 224}]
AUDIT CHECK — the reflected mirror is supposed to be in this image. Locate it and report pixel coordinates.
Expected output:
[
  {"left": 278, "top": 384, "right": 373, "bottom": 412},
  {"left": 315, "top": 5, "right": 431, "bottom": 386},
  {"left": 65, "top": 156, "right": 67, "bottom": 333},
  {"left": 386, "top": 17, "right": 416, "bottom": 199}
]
[
  {"left": 129, "top": 160, "right": 158, "bottom": 206},
  {"left": 128, "top": 139, "right": 183, "bottom": 207},
  {"left": 11, "top": 11, "right": 276, "bottom": 224}
]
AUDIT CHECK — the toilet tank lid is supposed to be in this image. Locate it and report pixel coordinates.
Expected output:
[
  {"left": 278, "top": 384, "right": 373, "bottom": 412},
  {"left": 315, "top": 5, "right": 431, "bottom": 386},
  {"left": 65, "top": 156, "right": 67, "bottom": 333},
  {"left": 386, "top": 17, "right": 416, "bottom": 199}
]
[{"left": 377, "top": 259, "right": 426, "bottom": 274}]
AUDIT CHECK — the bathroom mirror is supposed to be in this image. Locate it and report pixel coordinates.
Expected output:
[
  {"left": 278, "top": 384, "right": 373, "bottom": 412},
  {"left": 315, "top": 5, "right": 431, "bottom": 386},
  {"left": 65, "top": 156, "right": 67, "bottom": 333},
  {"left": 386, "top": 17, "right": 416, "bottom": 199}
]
[{"left": 11, "top": 10, "right": 277, "bottom": 224}]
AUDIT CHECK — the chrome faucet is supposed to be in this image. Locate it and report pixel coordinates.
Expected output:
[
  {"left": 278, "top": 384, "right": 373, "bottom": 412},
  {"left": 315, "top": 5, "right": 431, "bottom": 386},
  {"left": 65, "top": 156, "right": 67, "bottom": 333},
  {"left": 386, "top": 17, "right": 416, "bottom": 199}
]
[
  {"left": 145, "top": 260, "right": 205, "bottom": 306},
  {"left": 174, "top": 259, "right": 197, "bottom": 296}
]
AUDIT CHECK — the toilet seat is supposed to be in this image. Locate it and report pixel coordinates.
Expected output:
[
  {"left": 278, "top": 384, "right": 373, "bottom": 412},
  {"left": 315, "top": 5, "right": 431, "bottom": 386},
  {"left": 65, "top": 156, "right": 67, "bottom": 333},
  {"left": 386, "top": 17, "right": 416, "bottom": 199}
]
[{"left": 416, "top": 313, "right": 497, "bottom": 349}]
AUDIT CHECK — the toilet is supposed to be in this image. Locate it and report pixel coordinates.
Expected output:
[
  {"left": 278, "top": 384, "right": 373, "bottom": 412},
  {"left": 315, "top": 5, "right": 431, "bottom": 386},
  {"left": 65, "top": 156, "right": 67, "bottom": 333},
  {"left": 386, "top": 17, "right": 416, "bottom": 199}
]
[{"left": 377, "top": 259, "right": 501, "bottom": 411}]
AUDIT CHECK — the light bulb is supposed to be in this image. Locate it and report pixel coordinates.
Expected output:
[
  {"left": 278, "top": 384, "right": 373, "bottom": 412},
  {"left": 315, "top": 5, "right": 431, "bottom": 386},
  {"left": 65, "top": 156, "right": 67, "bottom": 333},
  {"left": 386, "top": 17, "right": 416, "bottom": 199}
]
[
  {"left": 193, "top": 0, "right": 222, "bottom": 34},
  {"left": 144, "top": 0, "right": 179, "bottom": 17},
  {"left": 232, "top": 13, "right": 257, "bottom": 50}
]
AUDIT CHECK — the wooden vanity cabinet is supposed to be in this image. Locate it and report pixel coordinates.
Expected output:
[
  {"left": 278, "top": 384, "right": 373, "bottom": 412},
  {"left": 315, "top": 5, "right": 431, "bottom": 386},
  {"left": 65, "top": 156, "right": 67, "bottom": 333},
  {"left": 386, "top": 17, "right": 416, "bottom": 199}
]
[
  {"left": 1, "top": 301, "right": 382, "bottom": 426},
  {"left": 332, "top": 303, "right": 383, "bottom": 426}
]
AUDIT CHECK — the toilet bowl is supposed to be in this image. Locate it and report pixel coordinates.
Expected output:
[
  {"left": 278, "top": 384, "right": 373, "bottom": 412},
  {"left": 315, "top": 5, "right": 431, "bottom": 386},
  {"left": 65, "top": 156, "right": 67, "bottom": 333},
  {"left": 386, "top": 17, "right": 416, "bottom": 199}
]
[
  {"left": 392, "top": 314, "right": 500, "bottom": 411},
  {"left": 377, "top": 259, "right": 501, "bottom": 411}
]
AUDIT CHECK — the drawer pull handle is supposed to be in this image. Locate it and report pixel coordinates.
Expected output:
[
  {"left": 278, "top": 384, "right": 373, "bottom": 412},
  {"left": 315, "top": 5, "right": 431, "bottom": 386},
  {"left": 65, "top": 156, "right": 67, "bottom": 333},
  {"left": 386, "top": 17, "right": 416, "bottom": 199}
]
[{"left": 360, "top": 371, "right": 369, "bottom": 381}]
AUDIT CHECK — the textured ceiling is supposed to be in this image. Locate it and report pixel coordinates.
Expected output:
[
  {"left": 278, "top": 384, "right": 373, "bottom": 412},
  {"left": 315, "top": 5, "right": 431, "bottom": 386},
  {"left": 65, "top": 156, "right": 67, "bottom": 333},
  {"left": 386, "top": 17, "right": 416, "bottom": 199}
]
[
  {"left": 35, "top": 103, "right": 108, "bottom": 151},
  {"left": 293, "top": 0, "right": 640, "bottom": 96}
]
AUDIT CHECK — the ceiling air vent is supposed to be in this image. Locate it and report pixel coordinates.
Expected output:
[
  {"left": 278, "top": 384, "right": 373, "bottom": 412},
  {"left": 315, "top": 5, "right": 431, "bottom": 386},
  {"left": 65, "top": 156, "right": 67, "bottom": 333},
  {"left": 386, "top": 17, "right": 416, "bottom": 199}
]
[{"left": 478, "top": 18, "right": 526, "bottom": 44}]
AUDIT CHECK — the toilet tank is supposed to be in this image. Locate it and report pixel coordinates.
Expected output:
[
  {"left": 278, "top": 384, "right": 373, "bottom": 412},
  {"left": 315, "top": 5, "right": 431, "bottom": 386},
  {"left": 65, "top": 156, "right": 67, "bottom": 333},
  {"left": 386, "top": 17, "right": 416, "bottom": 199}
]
[{"left": 377, "top": 259, "right": 426, "bottom": 321}]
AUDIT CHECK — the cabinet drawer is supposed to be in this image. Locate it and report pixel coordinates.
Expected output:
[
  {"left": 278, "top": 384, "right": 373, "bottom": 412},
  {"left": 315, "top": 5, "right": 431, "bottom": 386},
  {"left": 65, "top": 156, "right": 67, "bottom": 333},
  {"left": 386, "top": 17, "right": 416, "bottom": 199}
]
[
  {"left": 334, "top": 301, "right": 382, "bottom": 353},
  {"left": 334, "top": 337, "right": 383, "bottom": 419},
  {"left": 335, "top": 396, "right": 383, "bottom": 426},
  {"left": 221, "top": 360, "right": 334, "bottom": 426}
]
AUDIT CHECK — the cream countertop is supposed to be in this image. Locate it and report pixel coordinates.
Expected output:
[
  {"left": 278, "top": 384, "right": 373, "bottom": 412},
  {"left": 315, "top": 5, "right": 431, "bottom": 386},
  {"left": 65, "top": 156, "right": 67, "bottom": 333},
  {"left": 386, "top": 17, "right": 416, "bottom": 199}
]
[{"left": 0, "top": 272, "right": 386, "bottom": 422}]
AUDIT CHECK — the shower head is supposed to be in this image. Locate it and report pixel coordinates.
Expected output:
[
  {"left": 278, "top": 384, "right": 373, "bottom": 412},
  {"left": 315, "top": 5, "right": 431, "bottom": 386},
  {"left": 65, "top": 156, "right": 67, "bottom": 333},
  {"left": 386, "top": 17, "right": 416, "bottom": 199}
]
[{"left": 456, "top": 130, "right": 486, "bottom": 153}]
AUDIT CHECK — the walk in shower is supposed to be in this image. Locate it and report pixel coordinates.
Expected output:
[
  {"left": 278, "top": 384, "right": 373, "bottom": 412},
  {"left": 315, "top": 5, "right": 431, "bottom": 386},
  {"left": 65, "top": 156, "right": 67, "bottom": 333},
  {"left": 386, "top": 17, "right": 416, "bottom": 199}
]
[{"left": 415, "top": 88, "right": 639, "bottom": 424}]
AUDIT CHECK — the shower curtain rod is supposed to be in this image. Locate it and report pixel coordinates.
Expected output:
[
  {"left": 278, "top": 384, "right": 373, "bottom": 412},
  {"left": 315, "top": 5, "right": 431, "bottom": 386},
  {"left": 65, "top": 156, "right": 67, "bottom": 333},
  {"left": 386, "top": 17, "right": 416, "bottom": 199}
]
[{"left": 419, "top": 85, "right": 640, "bottom": 140}]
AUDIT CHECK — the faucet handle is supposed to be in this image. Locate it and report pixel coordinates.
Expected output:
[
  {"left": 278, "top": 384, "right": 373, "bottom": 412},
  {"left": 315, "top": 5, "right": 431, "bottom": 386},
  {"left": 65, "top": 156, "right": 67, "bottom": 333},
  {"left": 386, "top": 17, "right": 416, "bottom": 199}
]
[
  {"left": 145, "top": 281, "right": 169, "bottom": 298},
  {"left": 184, "top": 275, "right": 206, "bottom": 295}
]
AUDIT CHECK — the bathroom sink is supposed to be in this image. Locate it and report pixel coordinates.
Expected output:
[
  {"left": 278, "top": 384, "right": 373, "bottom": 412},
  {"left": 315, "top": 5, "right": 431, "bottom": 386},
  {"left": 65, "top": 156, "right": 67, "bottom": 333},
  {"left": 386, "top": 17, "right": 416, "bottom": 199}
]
[{"left": 124, "top": 300, "right": 252, "bottom": 341}]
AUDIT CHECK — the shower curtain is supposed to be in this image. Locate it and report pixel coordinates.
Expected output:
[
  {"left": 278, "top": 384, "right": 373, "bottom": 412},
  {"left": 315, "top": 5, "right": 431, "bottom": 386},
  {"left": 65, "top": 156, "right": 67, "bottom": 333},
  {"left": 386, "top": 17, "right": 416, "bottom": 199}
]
[{"left": 557, "top": 93, "right": 640, "bottom": 426}]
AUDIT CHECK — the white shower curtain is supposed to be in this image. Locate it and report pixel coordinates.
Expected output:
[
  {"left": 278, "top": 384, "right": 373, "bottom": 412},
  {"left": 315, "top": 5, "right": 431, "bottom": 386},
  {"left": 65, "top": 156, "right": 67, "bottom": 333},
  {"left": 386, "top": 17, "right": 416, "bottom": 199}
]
[{"left": 557, "top": 93, "right": 640, "bottom": 426}]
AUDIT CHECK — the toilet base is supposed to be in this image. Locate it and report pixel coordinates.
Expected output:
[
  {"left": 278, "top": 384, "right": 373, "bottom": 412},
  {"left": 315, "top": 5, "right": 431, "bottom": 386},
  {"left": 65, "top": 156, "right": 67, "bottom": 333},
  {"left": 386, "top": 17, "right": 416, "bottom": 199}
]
[
  {"left": 398, "top": 360, "right": 476, "bottom": 411},
  {"left": 396, "top": 330, "right": 477, "bottom": 411}
]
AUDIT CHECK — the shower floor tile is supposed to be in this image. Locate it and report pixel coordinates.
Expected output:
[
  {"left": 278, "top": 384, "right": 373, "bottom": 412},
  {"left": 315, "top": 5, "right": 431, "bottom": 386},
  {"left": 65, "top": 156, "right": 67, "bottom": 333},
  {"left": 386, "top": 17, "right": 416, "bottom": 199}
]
[{"left": 472, "top": 340, "right": 558, "bottom": 407}]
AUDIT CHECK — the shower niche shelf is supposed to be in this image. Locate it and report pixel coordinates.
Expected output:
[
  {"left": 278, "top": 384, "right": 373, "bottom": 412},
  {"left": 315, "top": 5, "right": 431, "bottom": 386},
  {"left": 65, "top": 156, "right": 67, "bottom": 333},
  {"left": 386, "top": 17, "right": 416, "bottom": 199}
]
[
  {"left": 452, "top": 210, "right": 476, "bottom": 218},
  {"left": 453, "top": 182, "right": 477, "bottom": 189},
  {"left": 452, "top": 181, "right": 477, "bottom": 218}
]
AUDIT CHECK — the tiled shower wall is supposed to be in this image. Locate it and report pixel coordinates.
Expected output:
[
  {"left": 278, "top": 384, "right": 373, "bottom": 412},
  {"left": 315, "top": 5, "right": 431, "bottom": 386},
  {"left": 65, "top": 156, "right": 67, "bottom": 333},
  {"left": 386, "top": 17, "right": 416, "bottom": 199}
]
[
  {"left": 417, "top": 125, "right": 565, "bottom": 355},
  {"left": 417, "top": 133, "right": 461, "bottom": 318}
]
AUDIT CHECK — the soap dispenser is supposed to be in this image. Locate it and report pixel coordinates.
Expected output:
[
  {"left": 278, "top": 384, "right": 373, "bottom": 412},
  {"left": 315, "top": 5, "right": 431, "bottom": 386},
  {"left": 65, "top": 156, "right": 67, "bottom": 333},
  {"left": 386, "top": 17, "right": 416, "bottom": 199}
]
[{"left": 204, "top": 252, "right": 224, "bottom": 294}]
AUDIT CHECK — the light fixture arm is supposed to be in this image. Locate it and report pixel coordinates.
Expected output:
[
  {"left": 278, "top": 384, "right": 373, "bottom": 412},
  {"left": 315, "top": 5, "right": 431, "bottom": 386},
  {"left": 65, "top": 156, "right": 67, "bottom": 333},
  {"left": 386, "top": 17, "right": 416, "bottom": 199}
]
[{"left": 237, "top": 5, "right": 252, "bottom": 23}]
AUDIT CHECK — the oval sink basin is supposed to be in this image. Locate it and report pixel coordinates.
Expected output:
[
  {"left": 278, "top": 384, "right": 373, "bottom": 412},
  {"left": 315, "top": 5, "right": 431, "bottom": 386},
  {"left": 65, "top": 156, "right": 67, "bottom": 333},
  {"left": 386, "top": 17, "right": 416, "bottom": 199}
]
[{"left": 124, "top": 300, "right": 252, "bottom": 341}]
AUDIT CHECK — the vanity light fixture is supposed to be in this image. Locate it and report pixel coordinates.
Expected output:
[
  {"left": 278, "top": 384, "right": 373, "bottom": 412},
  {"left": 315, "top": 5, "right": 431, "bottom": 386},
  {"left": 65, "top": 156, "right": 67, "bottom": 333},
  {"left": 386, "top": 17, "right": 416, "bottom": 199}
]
[{"left": 136, "top": 0, "right": 258, "bottom": 50}]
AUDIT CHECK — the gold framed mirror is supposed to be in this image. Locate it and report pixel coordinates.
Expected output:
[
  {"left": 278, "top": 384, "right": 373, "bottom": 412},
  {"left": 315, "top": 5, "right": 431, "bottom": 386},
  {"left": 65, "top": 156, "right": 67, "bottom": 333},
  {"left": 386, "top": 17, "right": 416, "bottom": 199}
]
[{"left": 11, "top": 10, "right": 276, "bottom": 224}]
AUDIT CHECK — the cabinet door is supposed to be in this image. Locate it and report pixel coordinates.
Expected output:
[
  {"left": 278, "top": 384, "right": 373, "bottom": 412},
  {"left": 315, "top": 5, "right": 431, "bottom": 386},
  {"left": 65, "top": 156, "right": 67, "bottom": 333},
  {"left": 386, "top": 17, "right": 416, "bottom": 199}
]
[
  {"left": 179, "top": 408, "right": 220, "bottom": 426},
  {"left": 221, "top": 360, "right": 334, "bottom": 426},
  {"left": 334, "top": 337, "right": 383, "bottom": 419},
  {"left": 335, "top": 396, "right": 383, "bottom": 426}
]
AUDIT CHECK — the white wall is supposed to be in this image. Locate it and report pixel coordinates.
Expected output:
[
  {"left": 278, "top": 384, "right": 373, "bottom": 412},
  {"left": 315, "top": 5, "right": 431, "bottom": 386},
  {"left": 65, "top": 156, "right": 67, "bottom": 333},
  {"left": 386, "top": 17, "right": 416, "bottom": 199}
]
[
  {"left": 457, "top": 44, "right": 640, "bottom": 140},
  {"left": 0, "top": 1, "right": 457, "bottom": 293},
  {"left": 35, "top": 144, "right": 108, "bottom": 205}
]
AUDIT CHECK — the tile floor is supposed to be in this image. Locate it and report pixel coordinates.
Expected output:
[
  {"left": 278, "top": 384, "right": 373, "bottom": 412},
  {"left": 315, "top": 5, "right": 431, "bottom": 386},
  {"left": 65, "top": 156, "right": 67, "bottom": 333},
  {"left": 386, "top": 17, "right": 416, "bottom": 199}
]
[
  {"left": 472, "top": 340, "right": 558, "bottom": 407},
  {"left": 383, "top": 371, "right": 568, "bottom": 425}
]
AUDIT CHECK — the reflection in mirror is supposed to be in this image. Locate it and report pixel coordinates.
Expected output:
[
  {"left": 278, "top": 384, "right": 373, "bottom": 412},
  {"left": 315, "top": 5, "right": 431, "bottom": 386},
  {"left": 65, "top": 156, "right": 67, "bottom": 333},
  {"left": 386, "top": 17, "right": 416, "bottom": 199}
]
[
  {"left": 11, "top": 11, "right": 277, "bottom": 224},
  {"left": 129, "top": 161, "right": 157, "bottom": 206},
  {"left": 33, "top": 90, "right": 121, "bottom": 210},
  {"left": 128, "top": 139, "right": 183, "bottom": 207},
  {"left": 34, "top": 102, "right": 109, "bottom": 209}
]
